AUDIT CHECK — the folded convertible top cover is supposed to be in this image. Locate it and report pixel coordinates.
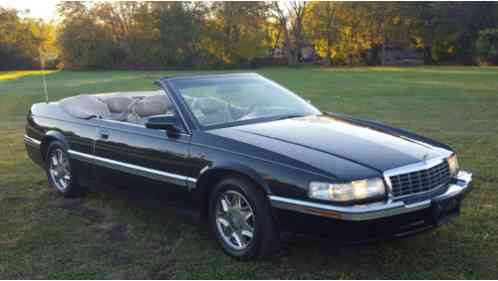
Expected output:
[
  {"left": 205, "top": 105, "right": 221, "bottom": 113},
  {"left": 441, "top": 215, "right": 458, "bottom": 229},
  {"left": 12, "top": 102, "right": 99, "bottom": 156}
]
[{"left": 60, "top": 95, "right": 111, "bottom": 119}]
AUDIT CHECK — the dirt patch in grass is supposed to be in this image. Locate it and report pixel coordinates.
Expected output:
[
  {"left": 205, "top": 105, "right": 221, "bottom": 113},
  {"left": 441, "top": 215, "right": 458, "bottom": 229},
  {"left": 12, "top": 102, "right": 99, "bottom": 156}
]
[
  {"left": 50, "top": 198, "right": 107, "bottom": 223},
  {"left": 151, "top": 256, "right": 176, "bottom": 279},
  {"left": 110, "top": 252, "right": 132, "bottom": 267},
  {"left": 106, "top": 223, "right": 128, "bottom": 242},
  {"left": 0, "top": 238, "right": 19, "bottom": 249},
  {"left": 94, "top": 222, "right": 129, "bottom": 242}
]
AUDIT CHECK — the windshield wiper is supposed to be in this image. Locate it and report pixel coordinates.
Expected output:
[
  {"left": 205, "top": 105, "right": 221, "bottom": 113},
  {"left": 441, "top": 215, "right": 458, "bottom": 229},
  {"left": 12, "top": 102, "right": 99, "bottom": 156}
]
[{"left": 275, "top": 113, "right": 306, "bottom": 120}]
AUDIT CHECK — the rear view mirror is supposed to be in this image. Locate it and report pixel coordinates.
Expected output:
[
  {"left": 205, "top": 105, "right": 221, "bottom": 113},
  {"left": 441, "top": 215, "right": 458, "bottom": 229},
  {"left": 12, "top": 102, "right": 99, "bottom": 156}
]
[{"left": 145, "top": 115, "right": 178, "bottom": 132}]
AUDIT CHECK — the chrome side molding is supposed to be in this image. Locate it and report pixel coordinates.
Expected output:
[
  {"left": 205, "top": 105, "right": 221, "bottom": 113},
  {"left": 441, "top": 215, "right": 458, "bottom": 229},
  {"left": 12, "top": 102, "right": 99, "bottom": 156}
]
[{"left": 68, "top": 150, "right": 197, "bottom": 188}]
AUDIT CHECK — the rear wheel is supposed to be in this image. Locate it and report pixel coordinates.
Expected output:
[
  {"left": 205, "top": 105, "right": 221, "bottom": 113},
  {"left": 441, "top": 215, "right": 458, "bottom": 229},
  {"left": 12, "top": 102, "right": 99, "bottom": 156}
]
[
  {"left": 209, "top": 176, "right": 279, "bottom": 259},
  {"left": 46, "top": 141, "right": 84, "bottom": 197}
]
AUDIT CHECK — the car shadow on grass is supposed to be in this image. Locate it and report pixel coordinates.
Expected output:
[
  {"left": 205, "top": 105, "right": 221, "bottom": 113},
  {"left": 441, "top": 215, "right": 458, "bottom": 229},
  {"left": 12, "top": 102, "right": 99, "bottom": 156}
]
[{"left": 36, "top": 182, "right": 481, "bottom": 279}]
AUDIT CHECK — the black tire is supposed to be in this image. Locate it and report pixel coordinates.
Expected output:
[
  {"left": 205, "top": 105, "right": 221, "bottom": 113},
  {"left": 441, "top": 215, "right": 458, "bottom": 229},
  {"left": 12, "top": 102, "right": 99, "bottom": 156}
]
[
  {"left": 45, "top": 141, "right": 85, "bottom": 197},
  {"left": 208, "top": 176, "right": 279, "bottom": 260}
]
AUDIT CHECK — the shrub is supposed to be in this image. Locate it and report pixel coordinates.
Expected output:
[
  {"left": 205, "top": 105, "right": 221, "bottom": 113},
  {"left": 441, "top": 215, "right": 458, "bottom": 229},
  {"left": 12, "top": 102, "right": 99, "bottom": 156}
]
[{"left": 475, "top": 28, "right": 498, "bottom": 65}]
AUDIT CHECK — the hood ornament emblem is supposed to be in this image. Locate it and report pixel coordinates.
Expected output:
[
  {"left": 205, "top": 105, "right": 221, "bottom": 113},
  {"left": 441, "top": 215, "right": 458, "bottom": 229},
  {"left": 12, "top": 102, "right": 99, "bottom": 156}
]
[{"left": 423, "top": 154, "right": 429, "bottom": 163}]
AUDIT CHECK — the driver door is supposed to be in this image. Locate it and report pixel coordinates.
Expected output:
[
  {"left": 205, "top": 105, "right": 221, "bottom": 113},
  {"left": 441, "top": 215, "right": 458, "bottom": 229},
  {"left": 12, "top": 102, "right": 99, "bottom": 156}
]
[{"left": 93, "top": 93, "right": 194, "bottom": 195}]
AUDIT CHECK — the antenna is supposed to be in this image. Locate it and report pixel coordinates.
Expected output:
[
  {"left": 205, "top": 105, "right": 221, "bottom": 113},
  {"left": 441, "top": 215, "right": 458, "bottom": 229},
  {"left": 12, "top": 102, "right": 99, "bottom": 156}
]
[{"left": 39, "top": 47, "right": 49, "bottom": 103}]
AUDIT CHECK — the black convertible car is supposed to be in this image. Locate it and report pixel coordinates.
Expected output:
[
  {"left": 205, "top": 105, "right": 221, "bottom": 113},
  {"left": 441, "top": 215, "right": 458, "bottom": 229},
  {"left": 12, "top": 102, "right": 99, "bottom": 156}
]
[{"left": 24, "top": 73, "right": 472, "bottom": 259}]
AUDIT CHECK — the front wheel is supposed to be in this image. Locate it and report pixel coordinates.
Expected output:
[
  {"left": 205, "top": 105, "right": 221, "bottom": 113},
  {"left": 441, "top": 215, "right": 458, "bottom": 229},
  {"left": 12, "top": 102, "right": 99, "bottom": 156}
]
[
  {"left": 209, "top": 176, "right": 279, "bottom": 259},
  {"left": 46, "top": 141, "right": 84, "bottom": 197}
]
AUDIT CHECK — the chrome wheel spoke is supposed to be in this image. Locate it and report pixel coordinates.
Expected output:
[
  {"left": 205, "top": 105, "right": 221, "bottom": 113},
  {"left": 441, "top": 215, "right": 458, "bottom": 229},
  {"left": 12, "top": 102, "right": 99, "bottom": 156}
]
[
  {"left": 234, "top": 194, "right": 242, "bottom": 209},
  {"left": 241, "top": 229, "right": 253, "bottom": 238},
  {"left": 220, "top": 197, "right": 230, "bottom": 212},
  {"left": 242, "top": 210, "right": 253, "bottom": 221},
  {"left": 242, "top": 219, "right": 254, "bottom": 232},
  {"left": 57, "top": 150, "right": 63, "bottom": 165},
  {"left": 217, "top": 215, "right": 230, "bottom": 228},
  {"left": 231, "top": 231, "right": 243, "bottom": 247},
  {"left": 51, "top": 155, "right": 58, "bottom": 166}
]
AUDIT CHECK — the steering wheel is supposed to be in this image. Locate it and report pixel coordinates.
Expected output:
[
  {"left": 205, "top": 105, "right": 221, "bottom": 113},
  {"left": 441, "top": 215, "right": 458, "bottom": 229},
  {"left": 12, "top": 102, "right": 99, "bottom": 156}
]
[
  {"left": 248, "top": 104, "right": 259, "bottom": 116},
  {"left": 224, "top": 102, "right": 234, "bottom": 122},
  {"left": 237, "top": 104, "right": 258, "bottom": 120}
]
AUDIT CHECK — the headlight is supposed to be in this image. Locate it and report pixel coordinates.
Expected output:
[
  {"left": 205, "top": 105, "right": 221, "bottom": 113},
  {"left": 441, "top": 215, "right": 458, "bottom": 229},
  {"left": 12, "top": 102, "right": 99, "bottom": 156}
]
[
  {"left": 309, "top": 178, "right": 386, "bottom": 202},
  {"left": 448, "top": 154, "right": 459, "bottom": 177}
]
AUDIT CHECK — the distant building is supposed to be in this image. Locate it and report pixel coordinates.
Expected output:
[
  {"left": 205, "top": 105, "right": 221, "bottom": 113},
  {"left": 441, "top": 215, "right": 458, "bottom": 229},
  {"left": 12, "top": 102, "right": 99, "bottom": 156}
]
[
  {"left": 382, "top": 46, "right": 424, "bottom": 66},
  {"left": 300, "top": 45, "right": 316, "bottom": 62},
  {"left": 270, "top": 44, "right": 317, "bottom": 63}
]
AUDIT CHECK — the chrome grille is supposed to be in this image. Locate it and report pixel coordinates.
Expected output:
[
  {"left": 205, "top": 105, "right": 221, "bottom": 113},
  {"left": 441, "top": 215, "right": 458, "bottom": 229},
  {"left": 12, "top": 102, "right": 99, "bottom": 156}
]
[{"left": 389, "top": 160, "right": 450, "bottom": 198}]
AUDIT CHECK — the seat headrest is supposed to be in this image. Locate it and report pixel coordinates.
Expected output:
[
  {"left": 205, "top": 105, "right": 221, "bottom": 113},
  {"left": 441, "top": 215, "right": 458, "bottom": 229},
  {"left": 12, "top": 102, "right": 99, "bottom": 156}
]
[
  {"left": 135, "top": 95, "right": 172, "bottom": 117},
  {"left": 196, "top": 97, "right": 226, "bottom": 114},
  {"left": 102, "top": 96, "right": 134, "bottom": 113},
  {"left": 60, "top": 95, "right": 110, "bottom": 119}
]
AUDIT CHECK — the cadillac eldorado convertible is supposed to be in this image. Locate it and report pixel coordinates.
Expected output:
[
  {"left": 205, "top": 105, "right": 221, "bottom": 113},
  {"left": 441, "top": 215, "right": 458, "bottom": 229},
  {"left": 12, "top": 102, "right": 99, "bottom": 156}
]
[{"left": 24, "top": 73, "right": 472, "bottom": 259}]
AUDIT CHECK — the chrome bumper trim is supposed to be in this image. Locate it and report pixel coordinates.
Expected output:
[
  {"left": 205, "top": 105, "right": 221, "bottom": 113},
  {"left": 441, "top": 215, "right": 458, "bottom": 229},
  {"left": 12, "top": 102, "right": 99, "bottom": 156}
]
[
  {"left": 23, "top": 135, "right": 41, "bottom": 148},
  {"left": 68, "top": 150, "right": 197, "bottom": 187},
  {"left": 269, "top": 170, "right": 472, "bottom": 221}
]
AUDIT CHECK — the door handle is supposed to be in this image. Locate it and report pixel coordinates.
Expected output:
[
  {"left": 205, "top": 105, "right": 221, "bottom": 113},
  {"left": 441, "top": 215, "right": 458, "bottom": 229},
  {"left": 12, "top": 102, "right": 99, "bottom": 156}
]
[{"left": 99, "top": 129, "right": 109, "bottom": 139}]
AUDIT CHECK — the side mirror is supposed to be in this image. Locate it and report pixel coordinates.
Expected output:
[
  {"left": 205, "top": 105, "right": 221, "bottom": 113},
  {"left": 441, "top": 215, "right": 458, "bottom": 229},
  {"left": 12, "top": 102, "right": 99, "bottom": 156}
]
[{"left": 145, "top": 115, "right": 178, "bottom": 132}]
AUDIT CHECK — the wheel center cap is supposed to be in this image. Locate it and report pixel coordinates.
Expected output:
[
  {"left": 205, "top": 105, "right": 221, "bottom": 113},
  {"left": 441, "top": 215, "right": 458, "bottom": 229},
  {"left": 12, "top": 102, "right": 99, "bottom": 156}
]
[{"left": 229, "top": 210, "right": 242, "bottom": 228}]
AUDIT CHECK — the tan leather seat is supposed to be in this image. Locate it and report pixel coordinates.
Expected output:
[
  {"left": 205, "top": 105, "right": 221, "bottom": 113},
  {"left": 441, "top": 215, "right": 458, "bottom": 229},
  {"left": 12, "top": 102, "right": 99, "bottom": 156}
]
[
  {"left": 127, "top": 95, "right": 173, "bottom": 124},
  {"left": 100, "top": 96, "right": 135, "bottom": 121}
]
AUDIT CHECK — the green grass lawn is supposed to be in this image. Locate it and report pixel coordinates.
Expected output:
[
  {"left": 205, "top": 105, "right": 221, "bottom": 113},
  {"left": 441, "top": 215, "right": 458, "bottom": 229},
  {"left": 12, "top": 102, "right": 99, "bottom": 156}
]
[{"left": 1, "top": 66, "right": 497, "bottom": 279}]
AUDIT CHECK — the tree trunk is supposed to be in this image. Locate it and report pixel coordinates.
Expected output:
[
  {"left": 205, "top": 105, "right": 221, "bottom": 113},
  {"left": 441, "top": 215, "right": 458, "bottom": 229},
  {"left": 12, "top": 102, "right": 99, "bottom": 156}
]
[
  {"left": 424, "top": 46, "right": 433, "bottom": 64},
  {"left": 282, "top": 23, "right": 295, "bottom": 65},
  {"left": 326, "top": 38, "right": 332, "bottom": 65},
  {"left": 381, "top": 42, "right": 386, "bottom": 65}
]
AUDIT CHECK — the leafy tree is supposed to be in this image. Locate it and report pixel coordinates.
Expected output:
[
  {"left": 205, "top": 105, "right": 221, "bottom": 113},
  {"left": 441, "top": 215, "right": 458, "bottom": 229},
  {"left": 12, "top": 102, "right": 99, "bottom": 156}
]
[
  {"left": 156, "top": 2, "right": 207, "bottom": 66},
  {"left": 404, "top": 2, "right": 498, "bottom": 64},
  {"left": 0, "top": 7, "right": 57, "bottom": 69},
  {"left": 57, "top": 3, "right": 115, "bottom": 68},
  {"left": 208, "top": 2, "right": 270, "bottom": 65},
  {"left": 5, "top": 1, "right": 498, "bottom": 69},
  {"left": 305, "top": 2, "right": 340, "bottom": 65},
  {"left": 476, "top": 28, "right": 498, "bottom": 65}
]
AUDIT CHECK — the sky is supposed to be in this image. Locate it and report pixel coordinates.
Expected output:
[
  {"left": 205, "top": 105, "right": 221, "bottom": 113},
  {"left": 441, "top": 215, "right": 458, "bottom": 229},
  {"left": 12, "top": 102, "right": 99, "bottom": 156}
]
[{"left": 0, "top": 0, "right": 60, "bottom": 20}]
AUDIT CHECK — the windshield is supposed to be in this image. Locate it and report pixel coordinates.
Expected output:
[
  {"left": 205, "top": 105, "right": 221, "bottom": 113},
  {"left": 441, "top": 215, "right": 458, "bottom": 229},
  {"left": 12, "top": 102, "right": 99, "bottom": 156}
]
[{"left": 169, "top": 74, "right": 320, "bottom": 128}]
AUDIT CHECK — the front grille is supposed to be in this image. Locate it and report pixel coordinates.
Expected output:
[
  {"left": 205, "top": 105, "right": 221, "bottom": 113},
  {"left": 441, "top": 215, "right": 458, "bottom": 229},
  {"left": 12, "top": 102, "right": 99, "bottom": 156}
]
[{"left": 389, "top": 161, "right": 450, "bottom": 198}]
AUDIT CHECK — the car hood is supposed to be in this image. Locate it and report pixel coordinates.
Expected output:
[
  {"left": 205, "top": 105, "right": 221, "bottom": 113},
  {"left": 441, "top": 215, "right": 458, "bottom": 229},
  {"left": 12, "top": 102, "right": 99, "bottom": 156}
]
[{"left": 209, "top": 114, "right": 452, "bottom": 176}]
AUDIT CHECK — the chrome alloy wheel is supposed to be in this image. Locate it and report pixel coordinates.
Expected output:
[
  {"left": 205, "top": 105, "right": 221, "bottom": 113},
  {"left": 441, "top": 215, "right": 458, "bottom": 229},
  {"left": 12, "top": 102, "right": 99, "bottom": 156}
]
[
  {"left": 215, "top": 190, "right": 255, "bottom": 251},
  {"left": 48, "top": 148, "right": 71, "bottom": 192}
]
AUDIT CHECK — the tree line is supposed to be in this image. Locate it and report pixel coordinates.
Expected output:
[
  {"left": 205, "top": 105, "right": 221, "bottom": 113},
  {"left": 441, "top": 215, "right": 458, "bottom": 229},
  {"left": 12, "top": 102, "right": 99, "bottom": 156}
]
[{"left": 2, "top": 1, "right": 498, "bottom": 70}]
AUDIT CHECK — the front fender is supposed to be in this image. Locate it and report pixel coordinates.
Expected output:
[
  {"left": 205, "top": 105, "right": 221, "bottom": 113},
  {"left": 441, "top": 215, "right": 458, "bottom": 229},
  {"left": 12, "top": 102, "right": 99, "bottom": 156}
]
[
  {"left": 40, "top": 130, "right": 69, "bottom": 159},
  {"left": 196, "top": 162, "right": 272, "bottom": 195}
]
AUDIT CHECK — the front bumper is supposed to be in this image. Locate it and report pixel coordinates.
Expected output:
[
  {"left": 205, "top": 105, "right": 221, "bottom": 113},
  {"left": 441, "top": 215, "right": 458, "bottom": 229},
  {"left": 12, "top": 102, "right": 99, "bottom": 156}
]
[
  {"left": 24, "top": 134, "right": 44, "bottom": 167},
  {"left": 269, "top": 170, "right": 472, "bottom": 221}
]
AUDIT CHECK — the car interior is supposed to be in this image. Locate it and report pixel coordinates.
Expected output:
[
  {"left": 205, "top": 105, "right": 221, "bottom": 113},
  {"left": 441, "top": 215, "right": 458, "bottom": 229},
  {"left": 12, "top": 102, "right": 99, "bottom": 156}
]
[
  {"left": 59, "top": 84, "right": 302, "bottom": 128},
  {"left": 59, "top": 91, "right": 175, "bottom": 125},
  {"left": 60, "top": 90, "right": 251, "bottom": 127}
]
